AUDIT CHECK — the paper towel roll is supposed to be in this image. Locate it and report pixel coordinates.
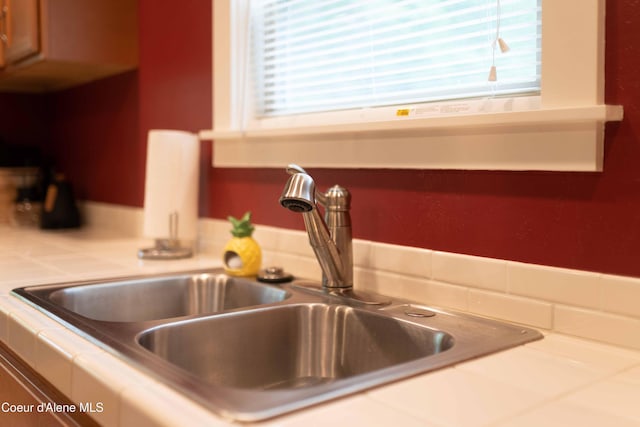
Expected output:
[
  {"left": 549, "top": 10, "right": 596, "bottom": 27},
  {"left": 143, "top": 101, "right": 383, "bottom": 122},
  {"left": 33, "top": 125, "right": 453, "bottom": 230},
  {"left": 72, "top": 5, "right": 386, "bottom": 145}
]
[{"left": 143, "top": 130, "right": 199, "bottom": 241}]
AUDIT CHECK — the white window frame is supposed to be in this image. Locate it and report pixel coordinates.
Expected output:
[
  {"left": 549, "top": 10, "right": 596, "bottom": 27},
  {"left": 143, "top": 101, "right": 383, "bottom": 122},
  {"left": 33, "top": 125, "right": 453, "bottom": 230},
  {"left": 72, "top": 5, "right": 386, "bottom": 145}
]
[{"left": 200, "top": 0, "right": 623, "bottom": 171}]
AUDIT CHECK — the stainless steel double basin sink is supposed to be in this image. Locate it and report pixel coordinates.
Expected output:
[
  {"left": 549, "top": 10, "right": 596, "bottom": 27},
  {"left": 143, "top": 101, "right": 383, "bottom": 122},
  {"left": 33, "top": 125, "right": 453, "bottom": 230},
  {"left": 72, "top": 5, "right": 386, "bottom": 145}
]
[{"left": 12, "top": 269, "right": 542, "bottom": 421}]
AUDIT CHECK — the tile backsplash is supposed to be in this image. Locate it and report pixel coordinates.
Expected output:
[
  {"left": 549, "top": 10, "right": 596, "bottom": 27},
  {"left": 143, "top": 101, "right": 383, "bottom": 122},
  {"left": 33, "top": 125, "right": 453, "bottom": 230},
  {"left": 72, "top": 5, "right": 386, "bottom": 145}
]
[{"left": 85, "top": 202, "right": 640, "bottom": 351}]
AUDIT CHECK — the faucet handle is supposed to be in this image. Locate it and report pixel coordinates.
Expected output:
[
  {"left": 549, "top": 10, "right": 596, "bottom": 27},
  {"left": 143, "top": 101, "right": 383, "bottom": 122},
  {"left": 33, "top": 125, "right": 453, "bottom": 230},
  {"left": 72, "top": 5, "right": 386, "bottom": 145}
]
[
  {"left": 286, "top": 164, "right": 308, "bottom": 176},
  {"left": 325, "top": 185, "right": 350, "bottom": 211}
]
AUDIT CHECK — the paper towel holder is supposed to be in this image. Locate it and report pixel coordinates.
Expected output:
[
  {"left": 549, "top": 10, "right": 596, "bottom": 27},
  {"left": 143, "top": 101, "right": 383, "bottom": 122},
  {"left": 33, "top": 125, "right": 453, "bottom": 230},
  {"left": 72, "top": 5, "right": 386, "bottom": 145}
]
[{"left": 138, "top": 211, "right": 194, "bottom": 260}]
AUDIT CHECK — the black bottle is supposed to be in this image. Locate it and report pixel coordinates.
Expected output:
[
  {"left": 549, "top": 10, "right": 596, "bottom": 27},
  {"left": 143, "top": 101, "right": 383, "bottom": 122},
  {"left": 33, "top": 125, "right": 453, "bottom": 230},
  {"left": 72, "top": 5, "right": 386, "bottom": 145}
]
[{"left": 41, "top": 174, "right": 81, "bottom": 229}]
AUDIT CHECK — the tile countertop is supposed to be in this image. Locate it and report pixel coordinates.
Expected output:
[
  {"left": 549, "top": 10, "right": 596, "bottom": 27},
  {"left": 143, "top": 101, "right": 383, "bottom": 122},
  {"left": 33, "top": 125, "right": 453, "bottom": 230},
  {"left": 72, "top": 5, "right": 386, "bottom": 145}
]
[{"left": 0, "top": 226, "right": 639, "bottom": 427}]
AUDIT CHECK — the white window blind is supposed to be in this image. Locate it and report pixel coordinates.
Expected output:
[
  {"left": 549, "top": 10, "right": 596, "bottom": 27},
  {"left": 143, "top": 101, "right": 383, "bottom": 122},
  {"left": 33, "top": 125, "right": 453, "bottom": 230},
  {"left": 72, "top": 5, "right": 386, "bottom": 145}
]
[{"left": 251, "top": 0, "right": 541, "bottom": 118}]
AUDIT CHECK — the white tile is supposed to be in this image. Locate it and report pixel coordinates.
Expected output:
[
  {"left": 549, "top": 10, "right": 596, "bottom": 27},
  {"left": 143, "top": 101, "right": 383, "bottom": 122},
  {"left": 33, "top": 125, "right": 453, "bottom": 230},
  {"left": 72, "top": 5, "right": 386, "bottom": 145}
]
[
  {"left": 468, "top": 289, "right": 553, "bottom": 329},
  {"left": 353, "top": 267, "right": 377, "bottom": 292},
  {"left": 507, "top": 262, "right": 601, "bottom": 309},
  {"left": 0, "top": 255, "right": 33, "bottom": 268},
  {"left": 564, "top": 373, "right": 640, "bottom": 423},
  {"left": 72, "top": 352, "right": 143, "bottom": 427},
  {"left": 268, "top": 252, "right": 321, "bottom": 281},
  {"left": 554, "top": 305, "right": 640, "bottom": 351},
  {"left": 495, "top": 400, "right": 640, "bottom": 427},
  {"left": 267, "top": 395, "right": 431, "bottom": 427},
  {"left": 197, "top": 238, "right": 226, "bottom": 258},
  {"left": 457, "top": 346, "right": 607, "bottom": 396},
  {"left": 353, "top": 268, "right": 389, "bottom": 296},
  {"left": 138, "top": 256, "right": 219, "bottom": 274},
  {"left": 259, "top": 249, "right": 278, "bottom": 271},
  {"left": 352, "top": 239, "right": 371, "bottom": 269},
  {"left": 4, "top": 299, "right": 60, "bottom": 366},
  {"left": 0, "top": 274, "right": 72, "bottom": 293},
  {"left": 407, "top": 279, "right": 469, "bottom": 312},
  {"left": 80, "top": 201, "right": 143, "bottom": 237},
  {"left": 599, "top": 274, "right": 640, "bottom": 318},
  {"left": 356, "top": 269, "right": 468, "bottom": 311},
  {"left": 252, "top": 225, "right": 281, "bottom": 251},
  {"left": 6, "top": 312, "right": 38, "bottom": 367},
  {"left": 619, "top": 365, "right": 640, "bottom": 384},
  {"left": 34, "top": 327, "right": 104, "bottom": 397},
  {"left": 197, "top": 217, "right": 229, "bottom": 249},
  {"left": 36, "top": 254, "right": 130, "bottom": 277},
  {"left": 526, "top": 333, "right": 640, "bottom": 373},
  {"left": 354, "top": 270, "right": 427, "bottom": 305},
  {"left": 275, "top": 228, "right": 315, "bottom": 257},
  {"left": 34, "top": 329, "right": 75, "bottom": 397},
  {"left": 368, "top": 368, "right": 546, "bottom": 427},
  {"left": 433, "top": 251, "right": 506, "bottom": 291},
  {"left": 14, "top": 242, "right": 75, "bottom": 258},
  {"left": 119, "top": 382, "right": 229, "bottom": 427},
  {"left": 0, "top": 296, "right": 8, "bottom": 342},
  {"left": 0, "top": 264, "right": 68, "bottom": 286},
  {"left": 368, "top": 241, "right": 432, "bottom": 278}
]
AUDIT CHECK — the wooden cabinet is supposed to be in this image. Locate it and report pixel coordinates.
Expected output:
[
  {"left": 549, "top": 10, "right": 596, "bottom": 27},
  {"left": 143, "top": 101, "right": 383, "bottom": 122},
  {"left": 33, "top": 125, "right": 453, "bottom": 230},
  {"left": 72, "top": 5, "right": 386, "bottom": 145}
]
[
  {"left": 0, "top": 341, "right": 100, "bottom": 427},
  {"left": 0, "top": 0, "right": 39, "bottom": 68},
  {"left": 0, "top": 0, "right": 138, "bottom": 92}
]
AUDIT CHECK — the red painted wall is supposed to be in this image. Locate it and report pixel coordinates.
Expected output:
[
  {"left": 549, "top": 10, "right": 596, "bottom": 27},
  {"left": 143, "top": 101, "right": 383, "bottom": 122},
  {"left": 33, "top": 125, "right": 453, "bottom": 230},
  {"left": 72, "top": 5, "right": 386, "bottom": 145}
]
[
  {"left": 2, "top": 0, "right": 640, "bottom": 279},
  {"left": 0, "top": 93, "right": 48, "bottom": 149},
  {"left": 46, "top": 72, "right": 140, "bottom": 205},
  {"left": 137, "top": 0, "right": 213, "bottom": 213}
]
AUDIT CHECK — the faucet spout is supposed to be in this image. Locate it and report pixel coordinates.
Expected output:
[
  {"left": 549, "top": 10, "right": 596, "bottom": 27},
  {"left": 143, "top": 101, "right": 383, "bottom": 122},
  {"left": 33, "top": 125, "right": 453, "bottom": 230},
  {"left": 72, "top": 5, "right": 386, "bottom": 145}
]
[{"left": 279, "top": 166, "right": 353, "bottom": 289}]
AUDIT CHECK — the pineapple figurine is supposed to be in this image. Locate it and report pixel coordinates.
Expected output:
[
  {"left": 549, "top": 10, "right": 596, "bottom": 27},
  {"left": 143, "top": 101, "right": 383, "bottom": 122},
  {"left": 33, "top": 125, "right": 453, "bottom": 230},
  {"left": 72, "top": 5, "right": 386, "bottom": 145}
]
[{"left": 223, "top": 212, "right": 262, "bottom": 277}]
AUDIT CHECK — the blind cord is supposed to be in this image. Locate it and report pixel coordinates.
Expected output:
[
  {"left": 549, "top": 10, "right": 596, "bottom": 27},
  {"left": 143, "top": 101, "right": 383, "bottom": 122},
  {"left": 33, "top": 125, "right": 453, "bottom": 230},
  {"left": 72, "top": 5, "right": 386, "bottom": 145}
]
[{"left": 489, "top": 0, "right": 510, "bottom": 82}]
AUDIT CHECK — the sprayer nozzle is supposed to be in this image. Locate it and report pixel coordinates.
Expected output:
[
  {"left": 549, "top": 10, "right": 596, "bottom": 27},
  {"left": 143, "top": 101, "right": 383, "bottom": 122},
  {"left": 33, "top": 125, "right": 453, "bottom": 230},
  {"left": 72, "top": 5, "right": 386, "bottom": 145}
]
[
  {"left": 280, "top": 198, "right": 313, "bottom": 212},
  {"left": 280, "top": 173, "right": 316, "bottom": 213}
]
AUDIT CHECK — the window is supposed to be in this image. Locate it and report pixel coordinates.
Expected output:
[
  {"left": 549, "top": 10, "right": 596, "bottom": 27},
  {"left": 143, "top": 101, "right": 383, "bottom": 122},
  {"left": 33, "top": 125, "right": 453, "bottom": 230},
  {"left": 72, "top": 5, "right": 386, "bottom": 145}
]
[
  {"left": 253, "top": 0, "right": 540, "bottom": 119},
  {"left": 204, "top": 0, "right": 622, "bottom": 171}
]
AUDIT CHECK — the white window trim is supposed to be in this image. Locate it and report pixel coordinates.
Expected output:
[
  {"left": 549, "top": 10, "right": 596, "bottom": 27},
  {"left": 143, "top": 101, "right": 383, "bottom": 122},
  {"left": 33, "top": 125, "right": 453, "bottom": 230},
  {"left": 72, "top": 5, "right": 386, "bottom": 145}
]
[{"left": 200, "top": 0, "right": 623, "bottom": 171}]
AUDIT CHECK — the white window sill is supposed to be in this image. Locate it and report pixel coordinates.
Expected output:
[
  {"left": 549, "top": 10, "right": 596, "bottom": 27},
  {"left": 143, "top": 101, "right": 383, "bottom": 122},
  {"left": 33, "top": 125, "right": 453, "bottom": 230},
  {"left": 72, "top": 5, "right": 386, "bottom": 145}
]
[{"left": 200, "top": 104, "right": 623, "bottom": 171}]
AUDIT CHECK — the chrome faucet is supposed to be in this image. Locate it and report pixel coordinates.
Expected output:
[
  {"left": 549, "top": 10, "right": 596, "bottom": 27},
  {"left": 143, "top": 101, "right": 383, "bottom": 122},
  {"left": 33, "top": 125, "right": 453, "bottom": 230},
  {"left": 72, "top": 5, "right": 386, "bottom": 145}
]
[{"left": 279, "top": 164, "right": 353, "bottom": 289}]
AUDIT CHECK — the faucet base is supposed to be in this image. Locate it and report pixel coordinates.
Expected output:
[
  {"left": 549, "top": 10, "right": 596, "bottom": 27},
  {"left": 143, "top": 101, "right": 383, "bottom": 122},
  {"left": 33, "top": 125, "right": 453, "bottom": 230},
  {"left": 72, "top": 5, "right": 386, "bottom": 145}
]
[
  {"left": 138, "top": 239, "right": 193, "bottom": 260},
  {"left": 292, "top": 282, "right": 391, "bottom": 306}
]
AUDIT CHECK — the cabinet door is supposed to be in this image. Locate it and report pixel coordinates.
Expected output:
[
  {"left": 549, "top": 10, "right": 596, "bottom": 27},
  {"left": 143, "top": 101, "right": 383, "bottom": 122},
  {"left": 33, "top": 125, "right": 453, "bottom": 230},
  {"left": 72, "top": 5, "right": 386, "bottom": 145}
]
[
  {"left": 0, "top": 0, "right": 5, "bottom": 67},
  {"left": 0, "top": 28, "right": 4, "bottom": 68},
  {"left": 1, "top": 0, "right": 39, "bottom": 66}
]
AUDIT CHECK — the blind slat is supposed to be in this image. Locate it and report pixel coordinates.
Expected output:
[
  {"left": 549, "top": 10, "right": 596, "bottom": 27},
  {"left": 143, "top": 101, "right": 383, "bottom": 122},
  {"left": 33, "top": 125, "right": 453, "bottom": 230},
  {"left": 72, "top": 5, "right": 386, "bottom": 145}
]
[{"left": 260, "top": 50, "right": 540, "bottom": 92}]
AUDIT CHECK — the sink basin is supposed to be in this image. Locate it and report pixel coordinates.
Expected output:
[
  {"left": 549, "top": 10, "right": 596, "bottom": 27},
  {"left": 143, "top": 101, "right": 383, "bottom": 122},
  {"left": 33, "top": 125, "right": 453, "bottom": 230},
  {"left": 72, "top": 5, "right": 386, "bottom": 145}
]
[
  {"left": 18, "top": 272, "right": 289, "bottom": 322},
  {"left": 12, "top": 269, "right": 542, "bottom": 421},
  {"left": 138, "top": 303, "right": 454, "bottom": 390}
]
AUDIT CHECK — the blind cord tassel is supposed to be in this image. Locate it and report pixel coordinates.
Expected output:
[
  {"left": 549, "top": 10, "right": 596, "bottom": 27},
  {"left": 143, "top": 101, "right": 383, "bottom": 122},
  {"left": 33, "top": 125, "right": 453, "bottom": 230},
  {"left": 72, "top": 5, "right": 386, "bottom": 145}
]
[
  {"left": 498, "top": 37, "right": 510, "bottom": 53},
  {"left": 489, "top": 0, "right": 510, "bottom": 82}
]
